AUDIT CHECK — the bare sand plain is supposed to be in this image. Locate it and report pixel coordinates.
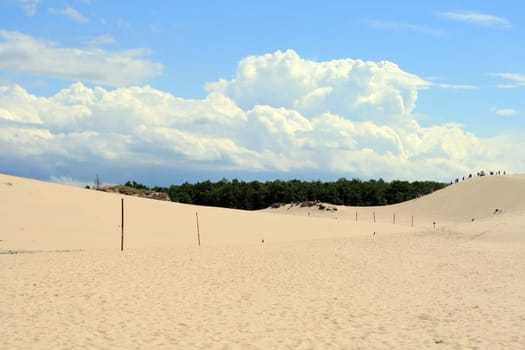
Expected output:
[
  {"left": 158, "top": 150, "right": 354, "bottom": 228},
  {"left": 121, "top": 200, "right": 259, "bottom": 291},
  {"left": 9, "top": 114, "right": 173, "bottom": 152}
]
[{"left": 1, "top": 173, "right": 524, "bottom": 349}]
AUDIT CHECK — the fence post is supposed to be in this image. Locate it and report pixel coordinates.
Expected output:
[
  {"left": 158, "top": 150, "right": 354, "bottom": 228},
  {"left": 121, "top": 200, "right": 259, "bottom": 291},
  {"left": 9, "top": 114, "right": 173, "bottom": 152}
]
[
  {"left": 121, "top": 198, "right": 124, "bottom": 251},
  {"left": 196, "top": 212, "right": 201, "bottom": 246}
]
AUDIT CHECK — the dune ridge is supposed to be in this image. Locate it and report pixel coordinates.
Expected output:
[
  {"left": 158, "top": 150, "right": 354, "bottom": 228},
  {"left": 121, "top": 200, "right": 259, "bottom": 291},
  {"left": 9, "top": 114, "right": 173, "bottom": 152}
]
[{"left": 1, "top": 173, "right": 524, "bottom": 349}]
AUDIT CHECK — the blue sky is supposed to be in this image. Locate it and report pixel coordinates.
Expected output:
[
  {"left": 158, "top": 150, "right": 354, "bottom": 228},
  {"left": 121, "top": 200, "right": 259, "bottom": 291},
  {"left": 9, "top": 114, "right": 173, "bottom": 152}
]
[{"left": 0, "top": 0, "right": 524, "bottom": 186}]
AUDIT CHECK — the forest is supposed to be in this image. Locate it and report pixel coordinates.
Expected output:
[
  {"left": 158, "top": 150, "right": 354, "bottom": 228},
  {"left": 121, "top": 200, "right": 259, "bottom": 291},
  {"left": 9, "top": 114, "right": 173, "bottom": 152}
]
[{"left": 123, "top": 178, "right": 448, "bottom": 210}]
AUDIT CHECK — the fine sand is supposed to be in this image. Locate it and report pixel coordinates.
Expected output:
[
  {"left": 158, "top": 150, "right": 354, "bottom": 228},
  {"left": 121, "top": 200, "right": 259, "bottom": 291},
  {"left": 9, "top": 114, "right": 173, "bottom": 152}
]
[{"left": 1, "top": 173, "right": 524, "bottom": 349}]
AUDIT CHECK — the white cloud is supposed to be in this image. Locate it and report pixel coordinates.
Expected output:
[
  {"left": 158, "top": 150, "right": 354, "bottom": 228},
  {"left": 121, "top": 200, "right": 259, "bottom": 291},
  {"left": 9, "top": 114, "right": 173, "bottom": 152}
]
[
  {"left": 492, "top": 73, "right": 525, "bottom": 88},
  {"left": 49, "top": 6, "right": 88, "bottom": 23},
  {"left": 117, "top": 18, "right": 132, "bottom": 30},
  {"left": 85, "top": 34, "right": 116, "bottom": 46},
  {"left": 0, "top": 30, "right": 162, "bottom": 86},
  {"left": 15, "top": 0, "right": 39, "bottom": 16},
  {"left": 207, "top": 49, "right": 430, "bottom": 124},
  {"left": 491, "top": 108, "right": 517, "bottom": 117},
  {"left": 50, "top": 175, "right": 93, "bottom": 187},
  {"left": 363, "top": 19, "right": 444, "bottom": 36},
  {"left": 435, "top": 83, "right": 476, "bottom": 90},
  {"left": 439, "top": 11, "right": 511, "bottom": 28},
  {"left": 0, "top": 50, "right": 523, "bottom": 182}
]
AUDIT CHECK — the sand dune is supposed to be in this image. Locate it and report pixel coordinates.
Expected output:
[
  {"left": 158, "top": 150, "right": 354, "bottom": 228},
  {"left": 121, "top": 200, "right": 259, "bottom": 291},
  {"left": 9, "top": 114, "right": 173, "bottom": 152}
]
[
  {"left": 270, "top": 174, "right": 525, "bottom": 217},
  {"left": 0, "top": 173, "right": 410, "bottom": 251},
  {"left": 1, "top": 173, "right": 524, "bottom": 349},
  {"left": 269, "top": 174, "right": 525, "bottom": 231}
]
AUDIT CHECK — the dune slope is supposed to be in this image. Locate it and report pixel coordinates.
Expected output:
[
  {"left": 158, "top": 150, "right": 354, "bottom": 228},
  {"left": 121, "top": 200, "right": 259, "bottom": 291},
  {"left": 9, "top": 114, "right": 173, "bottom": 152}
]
[
  {"left": 0, "top": 173, "right": 409, "bottom": 251},
  {"left": 1, "top": 173, "right": 524, "bottom": 349},
  {"left": 268, "top": 174, "right": 525, "bottom": 236}
]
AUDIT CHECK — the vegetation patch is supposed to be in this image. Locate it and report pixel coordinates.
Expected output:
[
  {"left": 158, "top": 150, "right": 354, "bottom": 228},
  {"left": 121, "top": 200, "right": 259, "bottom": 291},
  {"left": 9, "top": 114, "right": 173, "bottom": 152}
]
[{"left": 117, "top": 178, "right": 447, "bottom": 210}]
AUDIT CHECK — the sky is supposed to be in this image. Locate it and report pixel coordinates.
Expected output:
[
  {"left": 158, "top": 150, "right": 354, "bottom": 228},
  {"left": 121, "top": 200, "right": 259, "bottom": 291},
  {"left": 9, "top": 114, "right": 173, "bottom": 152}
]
[{"left": 0, "top": 0, "right": 524, "bottom": 186}]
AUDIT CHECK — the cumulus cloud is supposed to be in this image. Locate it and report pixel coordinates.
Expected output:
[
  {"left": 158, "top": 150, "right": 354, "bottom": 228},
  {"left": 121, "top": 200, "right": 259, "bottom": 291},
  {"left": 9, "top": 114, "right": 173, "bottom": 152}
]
[
  {"left": 207, "top": 50, "right": 430, "bottom": 124},
  {"left": 0, "top": 30, "right": 162, "bottom": 86},
  {"left": 0, "top": 50, "right": 523, "bottom": 183}
]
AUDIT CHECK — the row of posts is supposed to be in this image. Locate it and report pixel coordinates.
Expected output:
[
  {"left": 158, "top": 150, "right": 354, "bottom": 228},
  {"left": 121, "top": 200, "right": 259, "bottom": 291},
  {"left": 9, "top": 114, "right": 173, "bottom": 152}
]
[
  {"left": 119, "top": 199, "right": 426, "bottom": 251},
  {"left": 119, "top": 198, "right": 201, "bottom": 251},
  {"left": 355, "top": 210, "right": 414, "bottom": 227}
]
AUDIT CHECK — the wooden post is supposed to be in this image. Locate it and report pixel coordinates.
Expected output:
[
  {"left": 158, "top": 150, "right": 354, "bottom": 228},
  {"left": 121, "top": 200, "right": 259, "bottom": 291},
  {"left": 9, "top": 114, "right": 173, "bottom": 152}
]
[
  {"left": 373, "top": 212, "right": 376, "bottom": 223},
  {"left": 393, "top": 213, "right": 395, "bottom": 224},
  {"left": 411, "top": 216, "right": 414, "bottom": 227},
  {"left": 196, "top": 212, "right": 201, "bottom": 246},
  {"left": 355, "top": 211, "right": 358, "bottom": 222},
  {"left": 121, "top": 198, "right": 124, "bottom": 251}
]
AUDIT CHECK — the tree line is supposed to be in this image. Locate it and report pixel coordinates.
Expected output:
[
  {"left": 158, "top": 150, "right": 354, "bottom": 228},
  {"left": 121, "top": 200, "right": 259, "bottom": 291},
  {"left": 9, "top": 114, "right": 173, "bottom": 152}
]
[{"left": 124, "top": 178, "right": 448, "bottom": 210}]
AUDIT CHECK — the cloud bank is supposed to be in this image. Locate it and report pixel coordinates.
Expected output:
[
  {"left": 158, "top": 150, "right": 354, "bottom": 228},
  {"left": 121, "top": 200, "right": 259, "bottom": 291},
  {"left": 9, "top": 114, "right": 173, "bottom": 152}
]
[{"left": 0, "top": 50, "right": 523, "bottom": 183}]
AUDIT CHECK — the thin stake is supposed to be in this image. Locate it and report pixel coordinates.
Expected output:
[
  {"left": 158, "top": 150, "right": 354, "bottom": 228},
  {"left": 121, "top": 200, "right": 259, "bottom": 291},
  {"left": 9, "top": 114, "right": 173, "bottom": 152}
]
[
  {"left": 393, "top": 212, "right": 396, "bottom": 224},
  {"left": 196, "top": 212, "right": 201, "bottom": 246},
  {"left": 411, "top": 216, "right": 414, "bottom": 227},
  {"left": 355, "top": 211, "right": 358, "bottom": 222},
  {"left": 373, "top": 212, "right": 376, "bottom": 223},
  {"left": 121, "top": 198, "right": 124, "bottom": 251}
]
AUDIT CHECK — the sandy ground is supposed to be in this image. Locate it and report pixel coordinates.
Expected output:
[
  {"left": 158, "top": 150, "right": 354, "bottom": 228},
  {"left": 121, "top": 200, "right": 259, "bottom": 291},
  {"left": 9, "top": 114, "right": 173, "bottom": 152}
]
[{"left": 1, "top": 173, "right": 525, "bottom": 349}]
